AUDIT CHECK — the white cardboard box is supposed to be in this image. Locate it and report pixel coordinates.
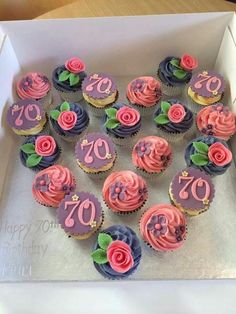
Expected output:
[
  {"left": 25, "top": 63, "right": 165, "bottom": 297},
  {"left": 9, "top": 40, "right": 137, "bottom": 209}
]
[{"left": 0, "top": 12, "right": 236, "bottom": 283}]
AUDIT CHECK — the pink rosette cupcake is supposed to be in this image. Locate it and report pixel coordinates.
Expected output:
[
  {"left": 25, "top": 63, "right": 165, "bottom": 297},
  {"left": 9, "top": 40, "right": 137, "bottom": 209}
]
[
  {"left": 102, "top": 170, "right": 148, "bottom": 215},
  {"left": 140, "top": 204, "right": 187, "bottom": 252},
  {"left": 32, "top": 165, "right": 76, "bottom": 208},
  {"left": 16, "top": 72, "right": 52, "bottom": 109},
  {"left": 126, "top": 76, "right": 162, "bottom": 116},
  {"left": 196, "top": 103, "right": 236, "bottom": 141},
  {"left": 132, "top": 136, "right": 173, "bottom": 180}
]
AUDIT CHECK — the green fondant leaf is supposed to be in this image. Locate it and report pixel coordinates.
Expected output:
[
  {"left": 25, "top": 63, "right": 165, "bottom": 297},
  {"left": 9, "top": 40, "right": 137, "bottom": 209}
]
[
  {"left": 105, "top": 108, "right": 117, "bottom": 119},
  {"left": 161, "top": 101, "right": 171, "bottom": 114},
  {"left": 91, "top": 248, "right": 108, "bottom": 264},
  {"left": 192, "top": 142, "right": 209, "bottom": 155},
  {"left": 98, "top": 233, "right": 113, "bottom": 250},
  {"left": 69, "top": 73, "right": 80, "bottom": 86},
  {"left": 154, "top": 114, "right": 169, "bottom": 125},
  {"left": 170, "top": 59, "right": 181, "bottom": 68},
  {"left": 58, "top": 70, "right": 70, "bottom": 82},
  {"left": 190, "top": 154, "right": 209, "bottom": 166},
  {"left": 20, "top": 143, "right": 35, "bottom": 154},
  {"left": 60, "top": 101, "right": 70, "bottom": 112},
  {"left": 104, "top": 118, "right": 120, "bottom": 129},
  {"left": 26, "top": 154, "right": 42, "bottom": 168},
  {"left": 50, "top": 110, "right": 61, "bottom": 120},
  {"left": 173, "top": 69, "right": 187, "bottom": 79}
]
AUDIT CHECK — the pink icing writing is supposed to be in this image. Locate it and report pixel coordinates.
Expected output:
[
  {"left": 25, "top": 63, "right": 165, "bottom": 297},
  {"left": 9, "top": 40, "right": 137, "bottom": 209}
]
[
  {"left": 12, "top": 104, "right": 40, "bottom": 127},
  {"left": 194, "top": 73, "right": 222, "bottom": 93},
  {"left": 64, "top": 199, "right": 95, "bottom": 227},
  {"left": 178, "top": 176, "right": 210, "bottom": 201},
  {"left": 86, "top": 74, "right": 112, "bottom": 94},
  {"left": 81, "top": 138, "right": 110, "bottom": 164}
]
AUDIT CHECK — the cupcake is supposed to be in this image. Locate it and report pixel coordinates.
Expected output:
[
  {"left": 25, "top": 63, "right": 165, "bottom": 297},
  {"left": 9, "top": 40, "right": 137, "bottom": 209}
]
[
  {"left": 91, "top": 225, "right": 141, "bottom": 279},
  {"left": 57, "top": 191, "right": 103, "bottom": 240},
  {"left": 185, "top": 136, "right": 232, "bottom": 176},
  {"left": 20, "top": 134, "right": 61, "bottom": 171},
  {"left": 103, "top": 103, "right": 141, "bottom": 146},
  {"left": 16, "top": 72, "right": 52, "bottom": 109},
  {"left": 126, "top": 76, "right": 162, "bottom": 116},
  {"left": 7, "top": 99, "right": 47, "bottom": 136},
  {"left": 52, "top": 57, "right": 86, "bottom": 102},
  {"left": 102, "top": 171, "right": 148, "bottom": 214},
  {"left": 50, "top": 101, "right": 89, "bottom": 142},
  {"left": 153, "top": 99, "right": 194, "bottom": 142},
  {"left": 169, "top": 167, "right": 215, "bottom": 216},
  {"left": 82, "top": 73, "right": 118, "bottom": 117},
  {"left": 32, "top": 165, "right": 76, "bottom": 208},
  {"left": 140, "top": 204, "right": 187, "bottom": 251},
  {"left": 187, "top": 70, "right": 225, "bottom": 112},
  {"left": 196, "top": 103, "right": 236, "bottom": 141},
  {"left": 75, "top": 132, "right": 116, "bottom": 179},
  {"left": 132, "top": 136, "right": 172, "bottom": 179},
  {"left": 157, "top": 54, "right": 198, "bottom": 96}
]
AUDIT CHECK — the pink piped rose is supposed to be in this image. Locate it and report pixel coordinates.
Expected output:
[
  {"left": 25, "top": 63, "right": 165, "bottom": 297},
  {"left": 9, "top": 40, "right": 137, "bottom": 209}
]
[
  {"left": 180, "top": 54, "right": 198, "bottom": 71},
  {"left": 58, "top": 111, "right": 77, "bottom": 130},
  {"left": 65, "top": 57, "right": 85, "bottom": 74},
  {"left": 107, "top": 240, "right": 134, "bottom": 273},
  {"left": 208, "top": 142, "right": 232, "bottom": 166},
  {"left": 35, "top": 136, "right": 56, "bottom": 157},
  {"left": 116, "top": 106, "right": 140, "bottom": 127},
  {"left": 168, "top": 104, "right": 186, "bottom": 123}
]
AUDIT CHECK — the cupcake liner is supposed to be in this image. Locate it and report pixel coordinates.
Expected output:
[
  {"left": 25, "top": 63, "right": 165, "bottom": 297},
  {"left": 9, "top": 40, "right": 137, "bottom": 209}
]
[
  {"left": 110, "top": 130, "right": 140, "bottom": 147},
  {"left": 86, "top": 91, "right": 119, "bottom": 117},
  {"left": 127, "top": 98, "right": 160, "bottom": 117},
  {"left": 103, "top": 195, "right": 147, "bottom": 216},
  {"left": 53, "top": 82, "right": 83, "bottom": 103},
  {"left": 39, "top": 91, "right": 53, "bottom": 110},
  {"left": 87, "top": 102, "right": 112, "bottom": 117},
  {"left": 157, "top": 75, "right": 184, "bottom": 97},
  {"left": 155, "top": 123, "right": 196, "bottom": 143},
  {"left": 135, "top": 167, "right": 164, "bottom": 181}
]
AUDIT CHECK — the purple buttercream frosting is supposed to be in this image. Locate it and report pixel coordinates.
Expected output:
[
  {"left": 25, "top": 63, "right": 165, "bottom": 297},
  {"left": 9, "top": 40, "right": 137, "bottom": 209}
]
[
  {"left": 7, "top": 99, "right": 45, "bottom": 130},
  {"left": 189, "top": 70, "right": 225, "bottom": 97},
  {"left": 58, "top": 191, "right": 102, "bottom": 235},
  {"left": 82, "top": 73, "right": 117, "bottom": 99},
  {"left": 75, "top": 132, "right": 116, "bottom": 169},
  {"left": 171, "top": 167, "right": 215, "bottom": 211}
]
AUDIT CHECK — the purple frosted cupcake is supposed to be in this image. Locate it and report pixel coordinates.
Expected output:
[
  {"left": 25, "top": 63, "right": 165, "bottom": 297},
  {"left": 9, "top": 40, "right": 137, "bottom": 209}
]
[
  {"left": 91, "top": 225, "right": 142, "bottom": 279},
  {"left": 57, "top": 191, "right": 103, "bottom": 239},
  {"left": 82, "top": 73, "right": 118, "bottom": 117},
  {"left": 102, "top": 103, "right": 141, "bottom": 146},
  {"left": 50, "top": 101, "right": 89, "bottom": 142},
  {"left": 153, "top": 99, "right": 194, "bottom": 142},
  {"left": 20, "top": 134, "right": 61, "bottom": 171}
]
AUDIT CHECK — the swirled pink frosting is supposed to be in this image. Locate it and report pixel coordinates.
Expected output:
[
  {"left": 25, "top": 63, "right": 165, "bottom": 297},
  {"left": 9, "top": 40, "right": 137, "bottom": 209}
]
[
  {"left": 17, "top": 72, "right": 51, "bottom": 100},
  {"left": 126, "top": 76, "right": 162, "bottom": 107},
  {"left": 196, "top": 104, "right": 236, "bottom": 141},
  {"left": 132, "top": 136, "right": 172, "bottom": 173},
  {"left": 102, "top": 171, "right": 148, "bottom": 213},
  {"left": 32, "top": 165, "right": 76, "bottom": 208},
  {"left": 140, "top": 204, "right": 187, "bottom": 251}
]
